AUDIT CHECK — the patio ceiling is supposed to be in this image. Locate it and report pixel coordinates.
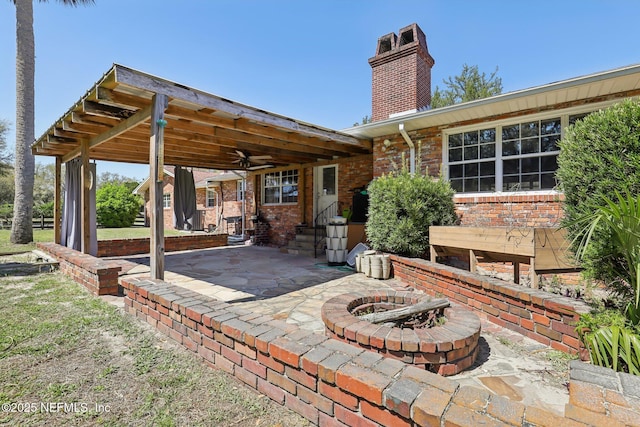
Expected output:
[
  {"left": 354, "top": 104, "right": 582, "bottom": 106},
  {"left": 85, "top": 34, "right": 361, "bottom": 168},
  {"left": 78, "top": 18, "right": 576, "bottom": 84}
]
[{"left": 32, "top": 64, "right": 372, "bottom": 169}]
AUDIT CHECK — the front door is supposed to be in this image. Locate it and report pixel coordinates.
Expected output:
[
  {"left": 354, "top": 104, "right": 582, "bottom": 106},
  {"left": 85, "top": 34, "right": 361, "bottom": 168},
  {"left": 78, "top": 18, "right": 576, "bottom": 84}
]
[{"left": 314, "top": 164, "right": 338, "bottom": 226}]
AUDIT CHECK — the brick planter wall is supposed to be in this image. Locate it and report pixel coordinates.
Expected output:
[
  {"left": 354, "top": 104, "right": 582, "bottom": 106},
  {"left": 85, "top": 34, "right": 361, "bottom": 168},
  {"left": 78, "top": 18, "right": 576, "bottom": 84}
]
[
  {"left": 120, "top": 276, "right": 623, "bottom": 426},
  {"left": 321, "top": 291, "right": 481, "bottom": 376},
  {"left": 390, "top": 255, "right": 591, "bottom": 356},
  {"left": 566, "top": 361, "right": 640, "bottom": 426},
  {"left": 97, "top": 234, "right": 228, "bottom": 257},
  {"left": 37, "top": 242, "right": 122, "bottom": 296}
]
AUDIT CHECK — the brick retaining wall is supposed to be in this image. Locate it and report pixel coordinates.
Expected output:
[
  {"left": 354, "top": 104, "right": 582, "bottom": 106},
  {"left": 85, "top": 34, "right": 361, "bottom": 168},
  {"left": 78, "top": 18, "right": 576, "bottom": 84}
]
[
  {"left": 121, "top": 276, "right": 615, "bottom": 426},
  {"left": 390, "top": 255, "right": 591, "bottom": 356},
  {"left": 97, "top": 234, "right": 228, "bottom": 257},
  {"left": 37, "top": 242, "right": 121, "bottom": 295}
]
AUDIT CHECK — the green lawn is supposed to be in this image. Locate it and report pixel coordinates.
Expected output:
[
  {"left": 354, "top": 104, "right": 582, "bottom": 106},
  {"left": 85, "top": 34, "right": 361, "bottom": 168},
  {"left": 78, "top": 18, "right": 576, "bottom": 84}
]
[
  {"left": 0, "top": 228, "right": 185, "bottom": 254},
  {"left": 0, "top": 270, "right": 308, "bottom": 426}
]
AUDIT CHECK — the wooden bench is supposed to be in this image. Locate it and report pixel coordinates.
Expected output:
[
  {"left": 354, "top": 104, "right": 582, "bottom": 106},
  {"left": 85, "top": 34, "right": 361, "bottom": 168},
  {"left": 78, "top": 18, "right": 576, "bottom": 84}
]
[{"left": 429, "top": 226, "right": 578, "bottom": 288}]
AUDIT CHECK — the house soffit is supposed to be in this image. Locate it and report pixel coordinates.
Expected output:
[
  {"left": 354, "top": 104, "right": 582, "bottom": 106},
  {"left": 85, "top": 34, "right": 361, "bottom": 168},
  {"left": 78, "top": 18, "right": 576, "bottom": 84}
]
[{"left": 345, "top": 63, "right": 640, "bottom": 139}]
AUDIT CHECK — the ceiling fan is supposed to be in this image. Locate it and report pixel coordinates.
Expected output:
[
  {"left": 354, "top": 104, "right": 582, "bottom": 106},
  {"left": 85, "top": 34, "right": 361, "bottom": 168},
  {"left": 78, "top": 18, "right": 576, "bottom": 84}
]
[{"left": 232, "top": 150, "right": 273, "bottom": 170}]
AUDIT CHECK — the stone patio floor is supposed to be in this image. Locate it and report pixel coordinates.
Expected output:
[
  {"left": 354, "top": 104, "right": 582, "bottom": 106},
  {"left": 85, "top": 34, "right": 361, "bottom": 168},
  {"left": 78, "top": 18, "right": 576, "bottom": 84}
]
[{"left": 106, "top": 244, "right": 572, "bottom": 415}]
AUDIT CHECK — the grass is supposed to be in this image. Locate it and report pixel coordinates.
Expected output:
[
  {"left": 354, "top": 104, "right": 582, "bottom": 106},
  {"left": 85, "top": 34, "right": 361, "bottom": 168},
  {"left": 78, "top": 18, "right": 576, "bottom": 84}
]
[
  {"left": 0, "top": 268, "right": 308, "bottom": 426},
  {"left": 0, "top": 227, "right": 186, "bottom": 254}
]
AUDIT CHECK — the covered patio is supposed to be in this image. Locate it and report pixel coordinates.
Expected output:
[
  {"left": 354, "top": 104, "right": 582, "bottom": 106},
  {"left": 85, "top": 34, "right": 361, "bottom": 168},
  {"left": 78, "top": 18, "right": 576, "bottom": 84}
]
[{"left": 32, "top": 64, "right": 371, "bottom": 279}]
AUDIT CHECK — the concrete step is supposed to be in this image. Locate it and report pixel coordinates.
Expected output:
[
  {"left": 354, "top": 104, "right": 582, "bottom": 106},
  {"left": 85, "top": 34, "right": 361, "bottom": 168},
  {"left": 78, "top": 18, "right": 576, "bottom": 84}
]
[{"left": 286, "top": 247, "right": 318, "bottom": 257}]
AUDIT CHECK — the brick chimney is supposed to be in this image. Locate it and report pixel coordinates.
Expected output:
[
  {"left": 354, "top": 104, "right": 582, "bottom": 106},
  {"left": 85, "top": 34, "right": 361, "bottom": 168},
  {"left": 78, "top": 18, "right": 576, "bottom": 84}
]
[{"left": 369, "top": 23, "right": 435, "bottom": 122}]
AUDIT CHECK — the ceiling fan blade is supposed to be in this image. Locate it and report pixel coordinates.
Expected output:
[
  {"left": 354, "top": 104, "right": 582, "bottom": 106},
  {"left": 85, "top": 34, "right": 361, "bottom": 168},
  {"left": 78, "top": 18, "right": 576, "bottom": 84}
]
[
  {"left": 235, "top": 150, "right": 247, "bottom": 158},
  {"left": 248, "top": 164, "right": 274, "bottom": 171}
]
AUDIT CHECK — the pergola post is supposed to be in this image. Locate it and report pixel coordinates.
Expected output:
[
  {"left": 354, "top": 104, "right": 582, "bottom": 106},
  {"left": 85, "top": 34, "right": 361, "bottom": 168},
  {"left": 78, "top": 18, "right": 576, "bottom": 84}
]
[
  {"left": 149, "top": 93, "right": 168, "bottom": 280},
  {"left": 80, "top": 140, "right": 91, "bottom": 254},
  {"left": 54, "top": 156, "right": 61, "bottom": 244}
]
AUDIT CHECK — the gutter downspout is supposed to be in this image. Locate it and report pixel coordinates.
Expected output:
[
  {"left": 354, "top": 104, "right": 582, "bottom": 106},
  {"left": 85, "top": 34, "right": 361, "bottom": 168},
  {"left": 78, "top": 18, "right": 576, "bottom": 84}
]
[
  {"left": 232, "top": 171, "right": 246, "bottom": 239},
  {"left": 399, "top": 123, "right": 415, "bottom": 175}
]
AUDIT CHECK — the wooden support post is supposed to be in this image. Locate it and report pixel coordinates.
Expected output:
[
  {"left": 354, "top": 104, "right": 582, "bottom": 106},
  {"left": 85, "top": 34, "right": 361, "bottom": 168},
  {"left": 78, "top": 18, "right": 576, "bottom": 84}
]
[
  {"left": 149, "top": 93, "right": 168, "bottom": 280},
  {"left": 54, "top": 156, "right": 61, "bottom": 244},
  {"left": 530, "top": 257, "right": 538, "bottom": 289},
  {"left": 80, "top": 140, "right": 91, "bottom": 254},
  {"left": 513, "top": 261, "right": 520, "bottom": 284},
  {"left": 430, "top": 245, "right": 437, "bottom": 263},
  {"left": 469, "top": 249, "right": 477, "bottom": 273}
]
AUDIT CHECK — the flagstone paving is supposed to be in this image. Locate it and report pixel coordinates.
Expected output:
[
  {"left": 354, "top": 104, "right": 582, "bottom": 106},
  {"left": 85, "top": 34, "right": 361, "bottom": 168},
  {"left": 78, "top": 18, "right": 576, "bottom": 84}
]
[{"left": 110, "top": 244, "right": 572, "bottom": 415}]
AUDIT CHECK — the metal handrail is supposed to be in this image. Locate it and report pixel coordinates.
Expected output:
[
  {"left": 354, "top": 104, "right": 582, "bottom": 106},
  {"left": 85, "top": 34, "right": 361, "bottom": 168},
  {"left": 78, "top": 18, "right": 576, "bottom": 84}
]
[{"left": 313, "top": 201, "right": 339, "bottom": 257}]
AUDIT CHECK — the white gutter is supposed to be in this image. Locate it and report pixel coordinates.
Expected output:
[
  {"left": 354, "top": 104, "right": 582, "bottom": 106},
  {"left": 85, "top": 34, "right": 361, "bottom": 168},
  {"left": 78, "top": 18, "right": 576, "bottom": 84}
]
[{"left": 399, "top": 123, "right": 415, "bottom": 175}]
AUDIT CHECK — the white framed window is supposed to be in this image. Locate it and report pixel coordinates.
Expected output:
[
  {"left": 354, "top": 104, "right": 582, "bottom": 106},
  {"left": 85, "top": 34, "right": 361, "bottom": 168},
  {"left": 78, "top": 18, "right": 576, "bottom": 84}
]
[
  {"left": 206, "top": 189, "right": 217, "bottom": 208},
  {"left": 237, "top": 180, "right": 245, "bottom": 201},
  {"left": 163, "top": 193, "right": 171, "bottom": 209},
  {"left": 263, "top": 169, "right": 299, "bottom": 204},
  {"left": 444, "top": 111, "right": 594, "bottom": 194}
]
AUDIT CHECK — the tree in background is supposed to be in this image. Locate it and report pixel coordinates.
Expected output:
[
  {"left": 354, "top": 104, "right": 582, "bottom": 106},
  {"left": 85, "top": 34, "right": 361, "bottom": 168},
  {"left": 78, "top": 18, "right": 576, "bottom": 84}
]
[
  {"left": 431, "top": 64, "right": 503, "bottom": 109},
  {"left": 97, "top": 171, "right": 139, "bottom": 192},
  {"left": 96, "top": 183, "right": 142, "bottom": 228},
  {"left": 10, "top": 0, "right": 94, "bottom": 244},
  {"left": 0, "top": 120, "right": 13, "bottom": 176}
]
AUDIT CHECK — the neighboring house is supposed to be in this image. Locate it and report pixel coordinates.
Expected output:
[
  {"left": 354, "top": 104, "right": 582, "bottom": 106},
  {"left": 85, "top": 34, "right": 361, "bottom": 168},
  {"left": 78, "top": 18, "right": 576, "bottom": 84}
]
[
  {"left": 134, "top": 166, "right": 249, "bottom": 233},
  {"left": 244, "top": 23, "right": 640, "bottom": 247}
]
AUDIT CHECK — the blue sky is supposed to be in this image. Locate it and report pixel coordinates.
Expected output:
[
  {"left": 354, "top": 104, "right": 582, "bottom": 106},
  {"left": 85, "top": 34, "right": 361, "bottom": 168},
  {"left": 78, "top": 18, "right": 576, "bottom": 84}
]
[{"left": 1, "top": 0, "right": 639, "bottom": 181}]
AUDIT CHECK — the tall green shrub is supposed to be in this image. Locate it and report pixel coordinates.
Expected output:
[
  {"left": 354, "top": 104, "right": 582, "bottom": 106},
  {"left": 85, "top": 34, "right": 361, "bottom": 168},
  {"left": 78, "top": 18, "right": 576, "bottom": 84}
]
[
  {"left": 96, "top": 183, "right": 141, "bottom": 228},
  {"left": 366, "top": 168, "right": 457, "bottom": 257},
  {"left": 557, "top": 99, "right": 640, "bottom": 293}
]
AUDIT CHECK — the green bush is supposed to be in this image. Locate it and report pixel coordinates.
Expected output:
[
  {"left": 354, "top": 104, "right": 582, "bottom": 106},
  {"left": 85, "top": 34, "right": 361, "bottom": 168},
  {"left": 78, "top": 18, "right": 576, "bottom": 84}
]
[
  {"left": 366, "top": 168, "right": 457, "bottom": 257},
  {"left": 557, "top": 99, "right": 640, "bottom": 292},
  {"left": 96, "top": 183, "right": 142, "bottom": 228},
  {"left": 33, "top": 201, "right": 54, "bottom": 218}
]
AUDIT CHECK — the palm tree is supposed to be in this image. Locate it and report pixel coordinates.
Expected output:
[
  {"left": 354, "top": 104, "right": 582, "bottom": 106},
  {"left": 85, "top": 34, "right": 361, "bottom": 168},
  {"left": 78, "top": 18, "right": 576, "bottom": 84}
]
[{"left": 10, "top": 0, "right": 93, "bottom": 244}]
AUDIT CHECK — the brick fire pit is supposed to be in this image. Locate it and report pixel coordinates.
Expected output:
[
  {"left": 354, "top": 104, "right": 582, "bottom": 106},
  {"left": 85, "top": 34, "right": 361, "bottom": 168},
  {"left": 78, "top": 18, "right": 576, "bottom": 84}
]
[{"left": 321, "top": 290, "right": 481, "bottom": 376}]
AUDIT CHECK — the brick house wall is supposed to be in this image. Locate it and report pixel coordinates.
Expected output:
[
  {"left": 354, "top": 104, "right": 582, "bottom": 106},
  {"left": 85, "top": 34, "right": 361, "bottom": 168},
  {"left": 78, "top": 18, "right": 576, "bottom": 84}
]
[
  {"left": 144, "top": 174, "right": 250, "bottom": 232},
  {"left": 253, "top": 155, "right": 373, "bottom": 247}
]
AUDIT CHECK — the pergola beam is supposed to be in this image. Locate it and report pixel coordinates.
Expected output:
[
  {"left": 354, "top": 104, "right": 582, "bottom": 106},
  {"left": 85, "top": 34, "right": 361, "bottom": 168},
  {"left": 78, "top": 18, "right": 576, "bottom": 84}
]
[{"left": 62, "top": 104, "right": 152, "bottom": 163}]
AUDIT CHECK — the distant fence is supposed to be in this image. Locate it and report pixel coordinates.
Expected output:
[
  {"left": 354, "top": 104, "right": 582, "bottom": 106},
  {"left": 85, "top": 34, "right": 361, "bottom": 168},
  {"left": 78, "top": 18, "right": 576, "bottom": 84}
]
[{"left": 0, "top": 216, "right": 56, "bottom": 230}]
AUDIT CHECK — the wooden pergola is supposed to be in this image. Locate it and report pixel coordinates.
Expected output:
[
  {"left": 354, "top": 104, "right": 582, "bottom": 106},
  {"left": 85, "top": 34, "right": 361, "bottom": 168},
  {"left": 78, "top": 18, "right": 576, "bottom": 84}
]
[{"left": 33, "top": 64, "right": 372, "bottom": 279}]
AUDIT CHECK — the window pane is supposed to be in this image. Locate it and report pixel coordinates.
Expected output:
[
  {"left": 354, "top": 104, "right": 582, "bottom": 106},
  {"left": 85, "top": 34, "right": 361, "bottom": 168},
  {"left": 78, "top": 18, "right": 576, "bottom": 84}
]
[
  {"left": 449, "top": 133, "right": 463, "bottom": 148},
  {"left": 569, "top": 113, "right": 590, "bottom": 125},
  {"left": 464, "top": 163, "right": 478, "bottom": 177},
  {"left": 541, "top": 118, "right": 561, "bottom": 135},
  {"left": 450, "top": 179, "right": 463, "bottom": 192},
  {"left": 464, "top": 131, "right": 478, "bottom": 146},
  {"left": 322, "top": 167, "right": 336, "bottom": 195},
  {"left": 503, "top": 159, "right": 519, "bottom": 174},
  {"left": 464, "top": 178, "right": 478, "bottom": 192},
  {"left": 522, "top": 174, "right": 540, "bottom": 190},
  {"left": 449, "top": 164, "right": 463, "bottom": 179},
  {"left": 502, "top": 125, "right": 519, "bottom": 140},
  {"left": 464, "top": 146, "right": 478, "bottom": 161},
  {"left": 541, "top": 135, "right": 560, "bottom": 152},
  {"left": 541, "top": 155, "right": 558, "bottom": 172},
  {"left": 479, "top": 177, "right": 495, "bottom": 192},
  {"left": 521, "top": 157, "right": 539, "bottom": 173},
  {"left": 541, "top": 173, "right": 556, "bottom": 189},
  {"left": 449, "top": 148, "right": 462, "bottom": 162},
  {"left": 521, "top": 121, "right": 539, "bottom": 138},
  {"left": 502, "top": 140, "right": 519, "bottom": 156},
  {"left": 480, "top": 161, "right": 495, "bottom": 177},
  {"left": 479, "top": 128, "right": 496, "bottom": 143},
  {"left": 282, "top": 185, "right": 298, "bottom": 203},
  {"left": 521, "top": 138, "right": 539, "bottom": 154},
  {"left": 265, "top": 173, "right": 279, "bottom": 187},
  {"left": 503, "top": 175, "right": 520, "bottom": 191},
  {"left": 480, "top": 143, "right": 495, "bottom": 159},
  {"left": 265, "top": 188, "right": 279, "bottom": 204}
]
